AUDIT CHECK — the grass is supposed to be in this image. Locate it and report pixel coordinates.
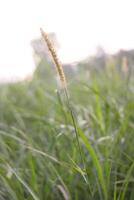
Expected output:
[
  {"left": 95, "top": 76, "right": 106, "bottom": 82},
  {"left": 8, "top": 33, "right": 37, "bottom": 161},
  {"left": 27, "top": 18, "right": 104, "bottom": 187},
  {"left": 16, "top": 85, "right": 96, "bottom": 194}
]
[{"left": 0, "top": 58, "right": 134, "bottom": 199}]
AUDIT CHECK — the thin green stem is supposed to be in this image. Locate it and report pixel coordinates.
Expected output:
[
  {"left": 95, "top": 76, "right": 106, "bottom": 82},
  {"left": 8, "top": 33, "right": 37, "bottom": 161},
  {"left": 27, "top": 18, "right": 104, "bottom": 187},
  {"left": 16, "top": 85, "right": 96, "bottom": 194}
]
[{"left": 62, "top": 87, "right": 92, "bottom": 198}]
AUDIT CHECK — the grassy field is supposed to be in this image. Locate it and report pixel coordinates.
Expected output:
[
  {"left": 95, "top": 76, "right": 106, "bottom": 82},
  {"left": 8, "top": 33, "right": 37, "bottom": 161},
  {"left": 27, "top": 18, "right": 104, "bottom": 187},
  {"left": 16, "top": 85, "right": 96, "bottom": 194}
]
[{"left": 0, "top": 62, "right": 134, "bottom": 200}]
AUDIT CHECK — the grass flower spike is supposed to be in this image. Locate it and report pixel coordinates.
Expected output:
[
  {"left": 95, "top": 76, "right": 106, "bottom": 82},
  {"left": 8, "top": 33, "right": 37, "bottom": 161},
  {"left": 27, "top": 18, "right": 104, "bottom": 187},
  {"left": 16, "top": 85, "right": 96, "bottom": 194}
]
[{"left": 40, "top": 28, "right": 66, "bottom": 88}]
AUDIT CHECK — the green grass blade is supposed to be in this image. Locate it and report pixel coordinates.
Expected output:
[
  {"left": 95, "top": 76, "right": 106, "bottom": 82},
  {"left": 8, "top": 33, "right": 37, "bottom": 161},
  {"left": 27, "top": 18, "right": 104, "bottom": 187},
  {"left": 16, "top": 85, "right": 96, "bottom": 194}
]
[
  {"left": 9, "top": 165, "right": 39, "bottom": 200},
  {"left": 118, "top": 161, "right": 134, "bottom": 200},
  {"left": 78, "top": 128, "right": 107, "bottom": 200}
]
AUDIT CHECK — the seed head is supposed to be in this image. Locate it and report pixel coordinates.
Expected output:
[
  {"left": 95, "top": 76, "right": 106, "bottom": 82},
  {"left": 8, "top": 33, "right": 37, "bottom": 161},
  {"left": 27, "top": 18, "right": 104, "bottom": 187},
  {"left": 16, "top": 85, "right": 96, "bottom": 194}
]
[{"left": 40, "top": 28, "right": 66, "bottom": 88}]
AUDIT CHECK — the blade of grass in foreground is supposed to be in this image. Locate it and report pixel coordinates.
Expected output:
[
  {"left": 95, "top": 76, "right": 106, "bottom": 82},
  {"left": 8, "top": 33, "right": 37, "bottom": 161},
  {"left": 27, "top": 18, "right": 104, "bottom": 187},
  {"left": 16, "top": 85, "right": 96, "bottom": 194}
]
[
  {"left": 117, "top": 161, "right": 134, "bottom": 200},
  {"left": 78, "top": 128, "right": 107, "bottom": 200},
  {"left": 7, "top": 165, "right": 39, "bottom": 200}
]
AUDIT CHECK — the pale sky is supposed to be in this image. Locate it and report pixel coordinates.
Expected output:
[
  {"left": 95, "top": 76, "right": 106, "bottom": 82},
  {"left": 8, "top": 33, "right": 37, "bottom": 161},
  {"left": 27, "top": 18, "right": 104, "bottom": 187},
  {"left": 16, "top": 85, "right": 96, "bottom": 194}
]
[{"left": 0, "top": 0, "right": 134, "bottom": 81}]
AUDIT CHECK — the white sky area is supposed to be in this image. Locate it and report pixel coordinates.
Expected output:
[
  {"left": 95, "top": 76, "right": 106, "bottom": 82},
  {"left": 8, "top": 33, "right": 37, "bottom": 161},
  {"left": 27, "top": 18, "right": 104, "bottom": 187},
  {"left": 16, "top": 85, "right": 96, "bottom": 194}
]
[{"left": 0, "top": 0, "right": 134, "bottom": 81}]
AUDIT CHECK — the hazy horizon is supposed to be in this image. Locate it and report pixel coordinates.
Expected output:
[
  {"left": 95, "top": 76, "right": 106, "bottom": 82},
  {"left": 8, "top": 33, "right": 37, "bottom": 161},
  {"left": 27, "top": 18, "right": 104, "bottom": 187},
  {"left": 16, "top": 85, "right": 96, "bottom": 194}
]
[{"left": 0, "top": 0, "right": 134, "bottom": 81}]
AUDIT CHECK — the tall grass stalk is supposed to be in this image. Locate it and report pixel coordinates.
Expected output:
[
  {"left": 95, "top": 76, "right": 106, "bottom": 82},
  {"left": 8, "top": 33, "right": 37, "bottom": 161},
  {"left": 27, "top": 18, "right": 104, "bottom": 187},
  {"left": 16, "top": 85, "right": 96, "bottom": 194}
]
[
  {"left": 40, "top": 28, "right": 110, "bottom": 199},
  {"left": 40, "top": 28, "right": 90, "bottom": 192}
]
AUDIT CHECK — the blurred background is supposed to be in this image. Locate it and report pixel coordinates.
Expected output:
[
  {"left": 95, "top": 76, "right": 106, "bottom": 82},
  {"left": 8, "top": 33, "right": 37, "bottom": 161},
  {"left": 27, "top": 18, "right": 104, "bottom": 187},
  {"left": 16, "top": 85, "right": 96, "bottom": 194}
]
[
  {"left": 1, "top": 1, "right": 134, "bottom": 199},
  {"left": 0, "top": 0, "right": 134, "bottom": 82}
]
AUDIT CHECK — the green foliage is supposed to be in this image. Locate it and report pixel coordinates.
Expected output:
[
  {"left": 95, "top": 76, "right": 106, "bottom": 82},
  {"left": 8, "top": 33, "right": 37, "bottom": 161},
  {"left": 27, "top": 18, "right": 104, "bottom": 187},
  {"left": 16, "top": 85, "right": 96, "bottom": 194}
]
[{"left": 0, "top": 63, "right": 134, "bottom": 200}]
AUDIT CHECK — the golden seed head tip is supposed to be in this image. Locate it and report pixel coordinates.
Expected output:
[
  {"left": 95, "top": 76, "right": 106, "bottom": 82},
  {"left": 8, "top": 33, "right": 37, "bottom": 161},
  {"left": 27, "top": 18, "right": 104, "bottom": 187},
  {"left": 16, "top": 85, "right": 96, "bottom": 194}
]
[{"left": 40, "top": 28, "right": 47, "bottom": 38}]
